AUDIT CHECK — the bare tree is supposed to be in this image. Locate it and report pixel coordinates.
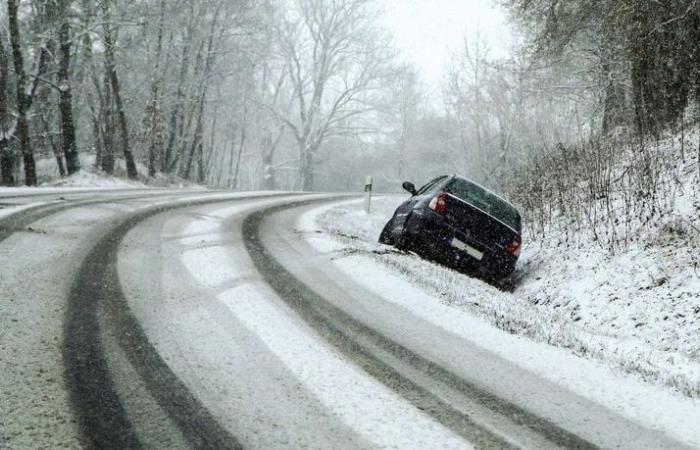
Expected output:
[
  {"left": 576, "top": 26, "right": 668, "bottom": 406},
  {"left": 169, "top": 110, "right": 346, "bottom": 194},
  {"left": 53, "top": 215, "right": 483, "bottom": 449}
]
[
  {"left": 7, "top": 0, "right": 36, "bottom": 185},
  {"left": 0, "top": 37, "right": 13, "bottom": 185},
  {"left": 504, "top": 0, "right": 700, "bottom": 137},
  {"left": 57, "top": 0, "right": 80, "bottom": 175},
  {"left": 101, "top": 0, "right": 138, "bottom": 179},
  {"left": 446, "top": 36, "right": 491, "bottom": 178},
  {"left": 380, "top": 64, "right": 421, "bottom": 184},
  {"left": 272, "top": 0, "right": 394, "bottom": 190},
  {"left": 256, "top": 60, "right": 290, "bottom": 190},
  {"left": 181, "top": 0, "right": 226, "bottom": 180},
  {"left": 144, "top": 0, "right": 166, "bottom": 178}
]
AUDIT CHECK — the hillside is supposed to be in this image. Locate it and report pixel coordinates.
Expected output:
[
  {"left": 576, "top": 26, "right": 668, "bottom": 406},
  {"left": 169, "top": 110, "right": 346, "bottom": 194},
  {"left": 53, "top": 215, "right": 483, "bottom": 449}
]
[{"left": 310, "top": 128, "right": 700, "bottom": 398}]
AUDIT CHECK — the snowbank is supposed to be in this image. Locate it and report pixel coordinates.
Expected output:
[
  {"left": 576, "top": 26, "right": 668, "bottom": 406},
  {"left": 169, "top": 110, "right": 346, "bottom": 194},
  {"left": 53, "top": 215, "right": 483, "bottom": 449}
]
[
  {"left": 6, "top": 153, "right": 203, "bottom": 189},
  {"left": 42, "top": 169, "right": 147, "bottom": 188}
]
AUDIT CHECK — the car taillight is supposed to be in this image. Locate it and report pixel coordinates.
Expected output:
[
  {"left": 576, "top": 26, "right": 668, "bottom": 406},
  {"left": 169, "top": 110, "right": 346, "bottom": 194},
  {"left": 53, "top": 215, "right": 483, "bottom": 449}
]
[
  {"left": 505, "top": 235, "right": 522, "bottom": 257},
  {"left": 428, "top": 192, "right": 448, "bottom": 214}
]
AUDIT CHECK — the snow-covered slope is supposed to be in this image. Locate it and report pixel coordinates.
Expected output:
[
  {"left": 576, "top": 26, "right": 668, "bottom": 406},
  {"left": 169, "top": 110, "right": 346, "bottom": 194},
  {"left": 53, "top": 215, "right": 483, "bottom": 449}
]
[
  {"left": 42, "top": 169, "right": 147, "bottom": 188},
  {"left": 310, "top": 189, "right": 699, "bottom": 398},
  {"left": 15, "top": 153, "right": 202, "bottom": 189}
]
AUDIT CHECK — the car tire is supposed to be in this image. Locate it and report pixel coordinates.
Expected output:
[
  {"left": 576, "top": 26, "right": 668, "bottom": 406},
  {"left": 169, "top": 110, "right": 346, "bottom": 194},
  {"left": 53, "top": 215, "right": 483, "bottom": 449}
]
[
  {"left": 378, "top": 218, "right": 396, "bottom": 245},
  {"left": 493, "top": 262, "right": 516, "bottom": 280},
  {"left": 394, "top": 215, "right": 415, "bottom": 252}
]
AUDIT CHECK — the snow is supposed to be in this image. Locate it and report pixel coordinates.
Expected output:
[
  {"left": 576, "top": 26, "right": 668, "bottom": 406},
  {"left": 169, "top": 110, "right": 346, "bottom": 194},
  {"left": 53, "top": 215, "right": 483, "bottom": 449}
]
[
  {"left": 299, "top": 196, "right": 700, "bottom": 447},
  {"left": 215, "top": 285, "right": 470, "bottom": 450},
  {"left": 0, "top": 122, "right": 17, "bottom": 142},
  {"left": 0, "top": 202, "right": 138, "bottom": 449},
  {"left": 42, "top": 169, "right": 147, "bottom": 188},
  {"left": 176, "top": 202, "right": 471, "bottom": 450},
  {"left": 1, "top": 190, "right": 279, "bottom": 448},
  {"left": 0, "top": 202, "right": 48, "bottom": 221},
  {"left": 1, "top": 153, "right": 204, "bottom": 189},
  {"left": 118, "top": 197, "right": 471, "bottom": 449},
  {"left": 306, "top": 195, "right": 700, "bottom": 397}
]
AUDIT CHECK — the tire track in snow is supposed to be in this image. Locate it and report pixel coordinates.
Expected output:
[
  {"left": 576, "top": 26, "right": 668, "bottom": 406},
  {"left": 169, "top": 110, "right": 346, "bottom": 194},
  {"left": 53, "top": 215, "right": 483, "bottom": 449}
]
[
  {"left": 171, "top": 200, "right": 468, "bottom": 449},
  {"left": 243, "top": 200, "right": 598, "bottom": 450},
  {"left": 0, "top": 190, "right": 194, "bottom": 243},
  {"left": 62, "top": 193, "right": 292, "bottom": 449}
]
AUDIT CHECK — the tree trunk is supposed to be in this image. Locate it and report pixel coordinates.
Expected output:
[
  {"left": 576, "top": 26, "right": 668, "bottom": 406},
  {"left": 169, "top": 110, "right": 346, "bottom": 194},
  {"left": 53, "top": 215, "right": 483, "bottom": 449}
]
[
  {"left": 101, "top": 71, "right": 115, "bottom": 174},
  {"left": 215, "top": 139, "right": 229, "bottom": 187},
  {"left": 8, "top": 0, "right": 36, "bottom": 186},
  {"left": 147, "top": 0, "right": 166, "bottom": 178},
  {"left": 182, "top": 92, "right": 206, "bottom": 180},
  {"left": 58, "top": 6, "right": 80, "bottom": 175},
  {"left": 261, "top": 150, "right": 275, "bottom": 191},
  {"left": 102, "top": 1, "right": 138, "bottom": 179},
  {"left": 225, "top": 131, "right": 236, "bottom": 187},
  {"left": 300, "top": 141, "right": 315, "bottom": 191},
  {"left": 231, "top": 126, "right": 246, "bottom": 190},
  {"left": 601, "top": 58, "right": 626, "bottom": 135},
  {"left": 297, "top": 131, "right": 318, "bottom": 192},
  {"left": 0, "top": 153, "right": 13, "bottom": 186},
  {"left": 0, "top": 35, "right": 15, "bottom": 186},
  {"left": 85, "top": 90, "right": 103, "bottom": 169},
  {"left": 162, "top": 9, "right": 194, "bottom": 173},
  {"left": 203, "top": 100, "right": 219, "bottom": 182},
  {"left": 38, "top": 110, "right": 66, "bottom": 177},
  {"left": 80, "top": 10, "right": 106, "bottom": 171},
  {"left": 196, "top": 142, "right": 205, "bottom": 184},
  {"left": 175, "top": 39, "right": 205, "bottom": 177},
  {"left": 261, "top": 125, "right": 285, "bottom": 190}
]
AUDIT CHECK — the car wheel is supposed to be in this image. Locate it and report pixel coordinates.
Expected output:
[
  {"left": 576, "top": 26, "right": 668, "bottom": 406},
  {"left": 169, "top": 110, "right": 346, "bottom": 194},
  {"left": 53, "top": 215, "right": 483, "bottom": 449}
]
[
  {"left": 394, "top": 215, "right": 415, "bottom": 252},
  {"left": 493, "top": 262, "right": 516, "bottom": 280},
  {"left": 378, "top": 218, "right": 396, "bottom": 245}
]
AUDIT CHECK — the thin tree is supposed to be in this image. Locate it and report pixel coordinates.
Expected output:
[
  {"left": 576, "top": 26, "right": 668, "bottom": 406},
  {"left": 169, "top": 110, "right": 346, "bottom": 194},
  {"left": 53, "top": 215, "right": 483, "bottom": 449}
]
[
  {"left": 162, "top": 3, "right": 196, "bottom": 173},
  {"left": 0, "top": 37, "right": 13, "bottom": 185},
  {"left": 146, "top": 0, "right": 167, "bottom": 178},
  {"left": 57, "top": 0, "right": 80, "bottom": 175},
  {"left": 101, "top": 0, "right": 138, "bottom": 179},
  {"left": 273, "top": 0, "right": 394, "bottom": 191},
  {"left": 181, "top": 1, "right": 225, "bottom": 180},
  {"left": 7, "top": 0, "right": 37, "bottom": 185}
]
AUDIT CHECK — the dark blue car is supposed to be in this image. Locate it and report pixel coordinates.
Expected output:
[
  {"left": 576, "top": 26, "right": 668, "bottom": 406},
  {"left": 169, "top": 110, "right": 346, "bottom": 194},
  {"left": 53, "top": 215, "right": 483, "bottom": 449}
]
[{"left": 378, "top": 175, "right": 522, "bottom": 279}]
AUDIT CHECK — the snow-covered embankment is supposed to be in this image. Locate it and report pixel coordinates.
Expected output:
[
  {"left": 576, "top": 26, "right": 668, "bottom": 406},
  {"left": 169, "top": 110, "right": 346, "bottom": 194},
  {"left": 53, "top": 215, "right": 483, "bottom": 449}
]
[{"left": 296, "top": 195, "right": 700, "bottom": 441}]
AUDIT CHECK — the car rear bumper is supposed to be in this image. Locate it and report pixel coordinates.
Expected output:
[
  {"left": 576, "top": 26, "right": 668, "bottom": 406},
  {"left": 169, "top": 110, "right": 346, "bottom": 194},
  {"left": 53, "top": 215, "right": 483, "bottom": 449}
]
[{"left": 405, "top": 211, "right": 517, "bottom": 276}]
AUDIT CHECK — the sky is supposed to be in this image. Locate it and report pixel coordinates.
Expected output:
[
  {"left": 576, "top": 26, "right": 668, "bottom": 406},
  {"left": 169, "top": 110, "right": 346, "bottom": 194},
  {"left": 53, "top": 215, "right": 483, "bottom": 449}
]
[{"left": 381, "top": 0, "right": 513, "bottom": 90}]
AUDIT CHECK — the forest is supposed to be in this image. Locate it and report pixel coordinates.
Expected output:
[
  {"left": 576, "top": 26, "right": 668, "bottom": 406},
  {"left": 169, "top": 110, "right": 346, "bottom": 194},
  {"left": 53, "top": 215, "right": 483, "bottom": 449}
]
[{"left": 0, "top": 0, "right": 698, "bottom": 230}]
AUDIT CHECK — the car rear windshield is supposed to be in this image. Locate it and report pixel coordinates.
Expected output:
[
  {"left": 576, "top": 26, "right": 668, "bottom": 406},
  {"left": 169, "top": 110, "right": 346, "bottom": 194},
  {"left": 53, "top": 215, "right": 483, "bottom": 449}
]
[{"left": 446, "top": 178, "right": 521, "bottom": 231}]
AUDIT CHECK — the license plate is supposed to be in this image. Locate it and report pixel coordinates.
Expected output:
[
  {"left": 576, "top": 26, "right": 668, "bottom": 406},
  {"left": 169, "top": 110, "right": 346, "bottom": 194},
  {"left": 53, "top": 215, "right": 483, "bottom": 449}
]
[{"left": 450, "top": 238, "right": 483, "bottom": 261}]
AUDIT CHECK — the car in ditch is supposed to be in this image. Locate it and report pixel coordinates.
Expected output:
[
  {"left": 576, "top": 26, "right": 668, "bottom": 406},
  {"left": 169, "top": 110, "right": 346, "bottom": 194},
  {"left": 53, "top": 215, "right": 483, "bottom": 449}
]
[{"left": 378, "top": 175, "right": 522, "bottom": 279}]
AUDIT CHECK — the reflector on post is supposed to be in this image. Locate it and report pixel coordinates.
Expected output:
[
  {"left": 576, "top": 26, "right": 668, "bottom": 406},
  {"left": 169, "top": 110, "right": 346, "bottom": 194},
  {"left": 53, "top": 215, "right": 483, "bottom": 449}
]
[{"left": 364, "top": 176, "right": 373, "bottom": 213}]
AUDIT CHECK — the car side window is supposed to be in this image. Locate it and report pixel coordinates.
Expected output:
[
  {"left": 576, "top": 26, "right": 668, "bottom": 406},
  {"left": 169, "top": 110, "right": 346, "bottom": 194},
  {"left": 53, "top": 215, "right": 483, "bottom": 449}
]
[{"left": 416, "top": 176, "right": 447, "bottom": 196}]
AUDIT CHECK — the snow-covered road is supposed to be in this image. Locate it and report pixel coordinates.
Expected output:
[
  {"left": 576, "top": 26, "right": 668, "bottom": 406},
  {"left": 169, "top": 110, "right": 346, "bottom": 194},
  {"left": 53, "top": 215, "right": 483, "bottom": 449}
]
[{"left": 1, "top": 190, "right": 697, "bottom": 449}]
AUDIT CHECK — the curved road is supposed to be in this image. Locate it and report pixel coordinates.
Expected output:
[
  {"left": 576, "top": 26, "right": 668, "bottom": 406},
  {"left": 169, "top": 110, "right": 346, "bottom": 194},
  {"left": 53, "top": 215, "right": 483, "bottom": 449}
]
[{"left": 0, "top": 190, "right": 694, "bottom": 449}]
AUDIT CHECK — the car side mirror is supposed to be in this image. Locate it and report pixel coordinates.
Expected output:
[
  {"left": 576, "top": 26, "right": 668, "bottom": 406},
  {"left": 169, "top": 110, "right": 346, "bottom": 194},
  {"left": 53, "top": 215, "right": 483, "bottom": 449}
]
[{"left": 402, "top": 181, "right": 417, "bottom": 196}]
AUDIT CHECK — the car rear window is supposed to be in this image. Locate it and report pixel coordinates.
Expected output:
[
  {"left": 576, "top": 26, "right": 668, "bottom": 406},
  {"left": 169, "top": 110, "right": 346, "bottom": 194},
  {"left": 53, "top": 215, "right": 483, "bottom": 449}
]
[
  {"left": 446, "top": 178, "right": 521, "bottom": 231},
  {"left": 415, "top": 176, "right": 447, "bottom": 196}
]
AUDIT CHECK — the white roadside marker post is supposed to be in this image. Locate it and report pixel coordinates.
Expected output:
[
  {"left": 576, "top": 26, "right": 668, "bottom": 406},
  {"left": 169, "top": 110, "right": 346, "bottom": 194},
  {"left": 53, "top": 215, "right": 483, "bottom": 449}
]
[{"left": 364, "top": 176, "right": 373, "bottom": 214}]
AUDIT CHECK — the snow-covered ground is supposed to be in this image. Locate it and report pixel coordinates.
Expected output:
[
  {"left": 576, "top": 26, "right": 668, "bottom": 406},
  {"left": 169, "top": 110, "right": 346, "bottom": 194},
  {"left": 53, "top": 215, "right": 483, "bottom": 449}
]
[
  {"left": 41, "top": 169, "right": 147, "bottom": 188},
  {"left": 118, "top": 196, "right": 472, "bottom": 449},
  {"left": 306, "top": 194, "right": 700, "bottom": 399},
  {"left": 4, "top": 153, "right": 202, "bottom": 189}
]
